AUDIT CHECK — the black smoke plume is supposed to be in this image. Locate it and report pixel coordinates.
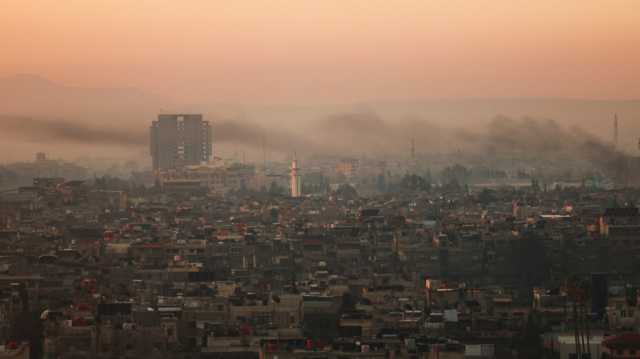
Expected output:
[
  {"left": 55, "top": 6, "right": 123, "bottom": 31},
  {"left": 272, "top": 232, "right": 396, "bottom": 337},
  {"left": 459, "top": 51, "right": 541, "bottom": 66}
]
[{"left": 0, "top": 116, "right": 145, "bottom": 147}]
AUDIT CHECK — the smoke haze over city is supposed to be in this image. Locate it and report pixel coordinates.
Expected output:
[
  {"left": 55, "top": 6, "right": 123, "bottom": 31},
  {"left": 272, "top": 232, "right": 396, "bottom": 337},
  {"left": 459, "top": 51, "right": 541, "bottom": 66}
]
[
  {"left": 4, "top": 3, "right": 640, "bottom": 359},
  {"left": 2, "top": 0, "right": 640, "bottom": 164}
]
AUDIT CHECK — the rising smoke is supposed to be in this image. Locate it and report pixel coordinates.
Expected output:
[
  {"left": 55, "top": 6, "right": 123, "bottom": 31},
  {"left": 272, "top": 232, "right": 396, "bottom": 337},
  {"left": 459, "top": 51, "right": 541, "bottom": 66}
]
[
  {"left": 0, "top": 116, "right": 146, "bottom": 147},
  {"left": 0, "top": 113, "right": 630, "bottom": 180}
]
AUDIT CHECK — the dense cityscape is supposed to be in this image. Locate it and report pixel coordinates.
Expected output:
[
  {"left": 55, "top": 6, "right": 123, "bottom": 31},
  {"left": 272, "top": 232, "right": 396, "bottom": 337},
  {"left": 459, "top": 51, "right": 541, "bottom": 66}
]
[
  {"left": 0, "top": 112, "right": 640, "bottom": 358},
  {"left": 3, "top": 1, "right": 640, "bottom": 358}
]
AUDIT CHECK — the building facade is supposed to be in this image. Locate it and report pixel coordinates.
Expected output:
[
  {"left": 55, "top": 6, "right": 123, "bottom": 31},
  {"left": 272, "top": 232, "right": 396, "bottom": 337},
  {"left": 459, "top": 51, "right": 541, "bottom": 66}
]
[{"left": 150, "top": 114, "right": 212, "bottom": 171}]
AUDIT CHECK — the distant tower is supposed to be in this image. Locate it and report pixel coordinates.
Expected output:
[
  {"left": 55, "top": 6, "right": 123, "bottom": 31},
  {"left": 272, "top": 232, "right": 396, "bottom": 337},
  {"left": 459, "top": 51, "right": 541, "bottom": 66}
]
[
  {"left": 262, "top": 134, "right": 268, "bottom": 170},
  {"left": 614, "top": 114, "right": 619, "bottom": 150},
  {"left": 290, "top": 154, "right": 302, "bottom": 198}
]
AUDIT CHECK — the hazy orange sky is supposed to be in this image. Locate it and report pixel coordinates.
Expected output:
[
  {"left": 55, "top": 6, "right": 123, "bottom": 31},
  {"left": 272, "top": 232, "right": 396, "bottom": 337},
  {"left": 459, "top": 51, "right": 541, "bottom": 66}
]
[{"left": 2, "top": 0, "right": 640, "bottom": 104}]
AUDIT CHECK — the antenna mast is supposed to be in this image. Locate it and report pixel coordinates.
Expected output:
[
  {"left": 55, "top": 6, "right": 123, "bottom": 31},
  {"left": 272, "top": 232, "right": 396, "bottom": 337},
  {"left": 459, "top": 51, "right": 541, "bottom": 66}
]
[{"left": 614, "top": 114, "right": 619, "bottom": 150}]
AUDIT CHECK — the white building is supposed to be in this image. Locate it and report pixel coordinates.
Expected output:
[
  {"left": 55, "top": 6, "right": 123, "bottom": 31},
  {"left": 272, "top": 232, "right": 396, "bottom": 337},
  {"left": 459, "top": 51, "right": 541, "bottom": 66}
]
[{"left": 290, "top": 156, "right": 302, "bottom": 197}]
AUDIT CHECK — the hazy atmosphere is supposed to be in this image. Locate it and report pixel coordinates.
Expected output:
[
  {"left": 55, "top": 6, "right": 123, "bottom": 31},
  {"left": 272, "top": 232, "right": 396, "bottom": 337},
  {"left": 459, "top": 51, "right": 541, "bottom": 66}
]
[
  {"left": 2, "top": 1, "right": 640, "bottom": 164},
  {"left": 4, "top": 3, "right": 640, "bottom": 359}
]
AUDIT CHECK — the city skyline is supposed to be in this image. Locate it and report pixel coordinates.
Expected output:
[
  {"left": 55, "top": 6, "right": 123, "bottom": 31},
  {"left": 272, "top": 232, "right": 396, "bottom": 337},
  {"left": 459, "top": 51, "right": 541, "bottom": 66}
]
[{"left": 2, "top": 3, "right": 640, "bottom": 358}]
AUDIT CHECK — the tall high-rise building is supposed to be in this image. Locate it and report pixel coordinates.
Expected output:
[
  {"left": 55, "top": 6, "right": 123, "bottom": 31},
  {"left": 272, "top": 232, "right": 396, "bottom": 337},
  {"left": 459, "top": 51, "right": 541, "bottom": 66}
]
[{"left": 150, "top": 114, "right": 212, "bottom": 171}]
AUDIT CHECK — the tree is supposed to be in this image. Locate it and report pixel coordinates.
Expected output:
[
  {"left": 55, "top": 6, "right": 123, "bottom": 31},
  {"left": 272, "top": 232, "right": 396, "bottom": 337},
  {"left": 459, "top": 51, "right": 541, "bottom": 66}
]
[
  {"left": 478, "top": 189, "right": 497, "bottom": 206},
  {"left": 341, "top": 292, "right": 357, "bottom": 313},
  {"left": 336, "top": 184, "right": 358, "bottom": 200},
  {"left": 376, "top": 173, "right": 387, "bottom": 192},
  {"left": 399, "top": 174, "right": 431, "bottom": 192},
  {"left": 517, "top": 311, "right": 544, "bottom": 359},
  {"left": 268, "top": 181, "right": 285, "bottom": 196},
  {"left": 441, "top": 164, "right": 471, "bottom": 186}
]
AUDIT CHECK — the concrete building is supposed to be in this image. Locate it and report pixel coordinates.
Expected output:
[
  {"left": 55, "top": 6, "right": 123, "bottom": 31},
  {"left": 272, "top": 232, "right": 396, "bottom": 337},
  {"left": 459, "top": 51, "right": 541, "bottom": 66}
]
[
  {"left": 543, "top": 333, "right": 604, "bottom": 359},
  {"left": 602, "top": 333, "right": 640, "bottom": 359},
  {"left": 0, "top": 343, "right": 29, "bottom": 359},
  {"left": 336, "top": 159, "right": 359, "bottom": 180},
  {"left": 150, "top": 114, "right": 212, "bottom": 171}
]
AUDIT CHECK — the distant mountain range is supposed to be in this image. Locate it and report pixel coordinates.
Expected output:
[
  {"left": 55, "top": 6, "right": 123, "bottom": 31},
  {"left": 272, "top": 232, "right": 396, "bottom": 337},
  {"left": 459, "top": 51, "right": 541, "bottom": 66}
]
[{"left": 0, "top": 74, "right": 169, "bottom": 123}]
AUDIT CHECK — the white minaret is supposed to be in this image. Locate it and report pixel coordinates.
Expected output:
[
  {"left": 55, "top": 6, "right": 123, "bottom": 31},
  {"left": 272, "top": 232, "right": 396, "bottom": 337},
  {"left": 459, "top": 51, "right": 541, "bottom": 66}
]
[{"left": 290, "top": 154, "right": 302, "bottom": 197}]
